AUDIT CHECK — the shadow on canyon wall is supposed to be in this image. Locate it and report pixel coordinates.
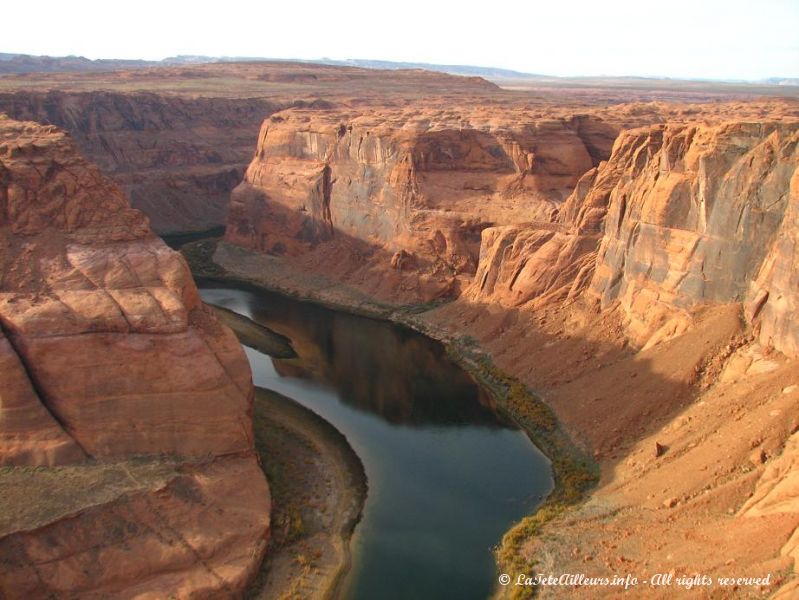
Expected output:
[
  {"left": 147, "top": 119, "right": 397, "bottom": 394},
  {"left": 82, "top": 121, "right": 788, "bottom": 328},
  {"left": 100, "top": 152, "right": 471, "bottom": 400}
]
[
  {"left": 224, "top": 189, "right": 472, "bottom": 302},
  {"left": 436, "top": 296, "right": 744, "bottom": 463},
  {"left": 0, "top": 91, "right": 336, "bottom": 233},
  {"left": 223, "top": 196, "right": 733, "bottom": 466}
]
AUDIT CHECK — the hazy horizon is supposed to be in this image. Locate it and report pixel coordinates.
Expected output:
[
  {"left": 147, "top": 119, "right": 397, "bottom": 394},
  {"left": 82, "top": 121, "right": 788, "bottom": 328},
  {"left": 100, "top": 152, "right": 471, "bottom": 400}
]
[{"left": 4, "top": 0, "right": 798, "bottom": 80}]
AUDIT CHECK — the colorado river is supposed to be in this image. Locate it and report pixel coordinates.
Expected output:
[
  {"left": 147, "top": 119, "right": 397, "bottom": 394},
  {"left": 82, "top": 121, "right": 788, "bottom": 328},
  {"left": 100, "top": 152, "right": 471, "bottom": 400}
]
[{"left": 198, "top": 281, "right": 553, "bottom": 600}]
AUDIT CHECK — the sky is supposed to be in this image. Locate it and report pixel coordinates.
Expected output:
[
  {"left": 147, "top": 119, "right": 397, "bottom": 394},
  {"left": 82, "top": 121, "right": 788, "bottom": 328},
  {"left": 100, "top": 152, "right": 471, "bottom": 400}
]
[{"left": 4, "top": 0, "right": 798, "bottom": 80}]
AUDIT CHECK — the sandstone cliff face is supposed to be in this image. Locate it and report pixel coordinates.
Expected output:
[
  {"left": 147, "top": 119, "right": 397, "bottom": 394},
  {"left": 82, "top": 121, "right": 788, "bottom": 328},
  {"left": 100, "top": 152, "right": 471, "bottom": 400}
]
[
  {"left": 748, "top": 166, "right": 799, "bottom": 358},
  {"left": 469, "top": 120, "right": 799, "bottom": 357},
  {"left": 0, "top": 63, "right": 509, "bottom": 235},
  {"left": 0, "top": 91, "right": 281, "bottom": 233},
  {"left": 226, "top": 108, "right": 618, "bottom": 300},
  {"left": 0, "top": 329, "right": 85, "bottom": 466},
  {"left": 588, "top": 122, "right": 799, "bottom": 351},
  {"left": 459, "top": 118, "right": 799, "bottom": 597},
  {"left": 219, "top": 105, "right": 799, "bottom": 597},
  {"left": 466, "top": 144, "right": 624, "bottom": 308},
  {"left": 0, "top": 115, "right": 269, "bottom": 597}
]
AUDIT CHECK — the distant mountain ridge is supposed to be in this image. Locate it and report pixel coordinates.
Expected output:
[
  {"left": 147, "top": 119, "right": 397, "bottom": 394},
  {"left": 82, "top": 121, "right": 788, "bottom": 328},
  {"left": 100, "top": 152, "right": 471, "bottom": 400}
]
[
  {"left": 0, "top": 51, "right": 796, "bottom": 86},
  {"left": 0, "top": 52, "right": 152, "bottom": 73},
  {"left": 0, "top": 52, "right": 540, "bottom": 79}
]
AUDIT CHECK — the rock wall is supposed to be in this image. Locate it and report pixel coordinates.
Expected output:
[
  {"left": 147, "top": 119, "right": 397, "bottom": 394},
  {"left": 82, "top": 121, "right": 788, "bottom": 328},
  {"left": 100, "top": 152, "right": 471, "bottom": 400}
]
[
  {"left": 0, "top": 115, "right": 269, "bottom": 597},
  {"left": 465, "top": 140, "right": 624, "bottom": 307},
  {"left": 469, "top": 120, "right": 799, "bottom": 356},
  {"left": 588, "top": 122, "right": 799, "bottom": 350},
  {"left": 227, "top": 108, "right": 799, "bottom": 358},
  {"left": 217, "top": 101, "right": 799, "bottom": 597},
  {"left": 0, "top": 91, "right": 281, "bottom": 233},
  {"left": 225, "top": 108, "right": 619, "bottom": 300},
  {"left": 0, "top": 63, "right": 508, "bottom": 235},
  {"left": 747, "top": 166, "right": 799, "bottom": 358}
]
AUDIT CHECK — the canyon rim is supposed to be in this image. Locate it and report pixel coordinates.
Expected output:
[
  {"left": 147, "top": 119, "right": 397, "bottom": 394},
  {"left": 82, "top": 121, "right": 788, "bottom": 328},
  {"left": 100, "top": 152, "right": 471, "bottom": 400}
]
[{"left": 1, "top": 3, "right": 799, "bottom": 598}]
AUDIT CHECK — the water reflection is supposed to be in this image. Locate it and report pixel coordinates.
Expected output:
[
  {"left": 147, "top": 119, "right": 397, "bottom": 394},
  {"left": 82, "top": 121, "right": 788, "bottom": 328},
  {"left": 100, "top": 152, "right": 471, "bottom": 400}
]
[
  {"left": 242, "top": 290, "right": 510, "bottom": 428},
  {"left": 198, "top": 280, "right": 553, "bottom": 600}
]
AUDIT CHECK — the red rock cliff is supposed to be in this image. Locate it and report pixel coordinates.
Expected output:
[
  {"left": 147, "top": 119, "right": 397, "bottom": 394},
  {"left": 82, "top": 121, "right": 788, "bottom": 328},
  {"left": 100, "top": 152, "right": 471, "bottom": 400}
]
[
  {"left": 219, "top": 102, "right": 799, "bottom": 598},
  {"left": 0, "top": 63, "right": 506, "bottom": 235},
  {"left": 0, "top": 115, "right": 269, "bottom": 598},
  {"left": 468, "top": 120, "right": 799, "bottom": 356},
  {"left": 0, "top": 91, "right": 281, "bottom": 233},
  {"left": 226, "top": 107, "right": 618, "bottom": 301}
]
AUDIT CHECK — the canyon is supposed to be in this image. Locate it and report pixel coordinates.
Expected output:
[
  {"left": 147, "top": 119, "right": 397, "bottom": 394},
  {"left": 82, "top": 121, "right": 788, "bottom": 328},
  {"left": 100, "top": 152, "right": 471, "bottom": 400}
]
[
  {"left": 1, "top": 61, "right": 799, "bottom": 598},
  {"left": 214, "top": 86, "right": 799, "bottom": 598},
  {"left": 0, "top": 62, "right": 496, "bottom": 234}
]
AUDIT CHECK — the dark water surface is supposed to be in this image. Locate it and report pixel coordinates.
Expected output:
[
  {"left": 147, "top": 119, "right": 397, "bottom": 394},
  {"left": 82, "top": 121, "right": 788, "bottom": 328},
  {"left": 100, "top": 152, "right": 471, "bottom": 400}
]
[{"left": 198, "top": 282, "right": 553, "bottom": 600}]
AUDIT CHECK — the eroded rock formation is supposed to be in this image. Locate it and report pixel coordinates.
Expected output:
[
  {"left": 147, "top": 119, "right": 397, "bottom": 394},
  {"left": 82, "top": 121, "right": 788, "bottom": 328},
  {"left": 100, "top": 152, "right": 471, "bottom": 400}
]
[
  {"left": 0, "top": 115, "right": 269, "bottom": 598},
  {"left": 464, "top": 115, "right": 799, "bottom": 599},
  {"left": 588, "top": 122, "right": 799, "bottom": 352},
  {"left": 220, "top": 101, "right": 799, "bottom": 597},
  {"left": 468, "top": 120, "right": 799, "bottom": 355},
  {"left": 4, "top": 62, "right": 799, "bottom": 596},
  {"left": 0, "top": 91, "right": 281, "bottom": 234},
  {"left": 226, "top": 107, "right": 619, "bottom": 301},
  {"left": 748, "top": 165, "right": 799, "bottom": 358},
  {"left": 0, "top": 62, "right": 505, "bottom": 235}
]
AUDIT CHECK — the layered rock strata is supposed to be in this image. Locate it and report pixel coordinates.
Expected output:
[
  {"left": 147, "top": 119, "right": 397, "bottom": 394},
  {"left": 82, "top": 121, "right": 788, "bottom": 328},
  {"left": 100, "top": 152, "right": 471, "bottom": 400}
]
[
  {"left": 0, "top": 91, "right": 280, "bottom": 233},
  {"left": 222, "top": 105, "right": 799, "bottom": 597},
  {"left": 0, "top": 115, "right": 269, "bottom": 598},
  {"left": 0, "top": 62, "right": 505, "bottom": 234},
  {"left": 469, "top": 120, "right": 799, "bottom": 355},
  {"left": 226, "top": 108, "right": 619, "bottom": 301}
]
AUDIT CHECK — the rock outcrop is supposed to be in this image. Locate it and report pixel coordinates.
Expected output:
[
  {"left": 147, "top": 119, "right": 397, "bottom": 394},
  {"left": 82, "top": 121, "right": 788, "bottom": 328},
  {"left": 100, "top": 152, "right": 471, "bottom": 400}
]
[
  {"left": 451, "top": 117, "right": 799, "bottom": 598},
  {"left": 465, "top": 150, "right": 621, "bottom": 308},
  {"left": 226, "top": 107, "right": 619, "bottom": 301},
  {"left": 0, "top": 62, "right": 505, "bottom": 235},
  {"left": 0, "top": 91, "right": 281, "bottom": 233},
  {"left": 747, "top": 165, "right": 799, "bottom": 358},
  {"left": 5, "top": 60, "right": 799, "bottom": 598},
  {"left": 469, "top": 120, "right": 799, "bottom": 355},
  {"left": 588, "top": 122, "right": 799, "bottom": 351},
  {"left": 0, "top": 115, "right": 269, "bottom": 597}
]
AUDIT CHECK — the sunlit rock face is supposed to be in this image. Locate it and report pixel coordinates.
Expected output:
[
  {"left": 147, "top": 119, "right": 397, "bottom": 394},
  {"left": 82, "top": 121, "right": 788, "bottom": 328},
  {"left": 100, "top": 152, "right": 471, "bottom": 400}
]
[
  {"left": 228, "top": 105, "right": 799, "bottom": 359},
  {"left": 216, "top": 97, "right": 799, "bottom": 598},
  {"left": 586, "top": 122, "right": 799, "bottom": 353},
  {"left": 0, "top": 64, "right": 508, "bottom": 235},
  {"left": 747, "top": 165, "right": 799, "bottom": 358},
  {"left": 225, "top": 107, "right": 618, "bottom": 301},
  {"left": 0, "top": 115, "right": 269, "bottom": 598},
  {"left": 468, "top": 120, "right": 799, "bottom": 356}
]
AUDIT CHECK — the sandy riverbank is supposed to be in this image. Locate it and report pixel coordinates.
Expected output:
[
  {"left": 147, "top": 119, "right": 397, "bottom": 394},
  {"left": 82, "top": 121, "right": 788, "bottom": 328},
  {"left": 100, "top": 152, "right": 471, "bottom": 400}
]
[{"left": 246, "top": 388, "right": 366, "bottom": 600}]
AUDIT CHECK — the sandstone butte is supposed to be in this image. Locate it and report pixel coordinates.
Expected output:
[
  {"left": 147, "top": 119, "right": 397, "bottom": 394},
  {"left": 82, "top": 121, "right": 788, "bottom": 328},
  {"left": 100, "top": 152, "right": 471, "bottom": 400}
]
[
  {"left": 218, "top": 99, "right": 799, "bottom": 598},
  {"left": 0, "top": 115, "right": 270, "bottom": 598}
]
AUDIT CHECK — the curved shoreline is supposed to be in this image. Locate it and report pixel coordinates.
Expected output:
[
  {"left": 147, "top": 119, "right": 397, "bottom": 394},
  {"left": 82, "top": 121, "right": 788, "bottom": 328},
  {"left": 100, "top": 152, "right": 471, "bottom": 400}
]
[
  {"left": 245, "top": 386, "right": 367, "bottom": 600},
  {"left": 184, "top": 238, "right": 597, "bottom": 599},
  {"left": 199, "top": 282, "right": 368, "bottom": 600}
]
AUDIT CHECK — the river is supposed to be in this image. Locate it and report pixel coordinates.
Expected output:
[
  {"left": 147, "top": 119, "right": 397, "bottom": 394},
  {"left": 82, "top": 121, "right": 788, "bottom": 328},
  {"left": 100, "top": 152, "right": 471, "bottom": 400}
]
[{"left": 198, "top": 281, "right": 553, "bottom": 600}]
